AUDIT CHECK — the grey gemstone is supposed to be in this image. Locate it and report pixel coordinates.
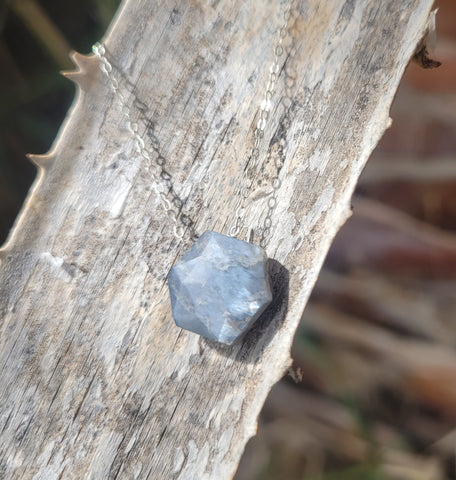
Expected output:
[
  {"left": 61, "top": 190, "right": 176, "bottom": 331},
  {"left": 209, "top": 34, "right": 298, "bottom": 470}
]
[{"left": 168, "top": 230, "right": 272, "bottom": 345}]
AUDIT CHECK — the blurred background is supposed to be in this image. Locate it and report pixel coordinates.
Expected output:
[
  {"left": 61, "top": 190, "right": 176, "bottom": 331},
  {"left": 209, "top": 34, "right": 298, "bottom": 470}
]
[{"left": 1, "top": 1, "right": 455, "bottom": 479}]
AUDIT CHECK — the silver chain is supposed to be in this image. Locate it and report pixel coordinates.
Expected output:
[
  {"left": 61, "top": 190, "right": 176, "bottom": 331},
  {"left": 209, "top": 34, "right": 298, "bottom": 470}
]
[
  {"left": 92, "top": 42, "right": 191, "bottom": 241},
  {"left": 92, "top": 1, "right": 294, "bottom": 245},
  {"left": 229, "top": 2, "right": 293, "bottom": 245}
]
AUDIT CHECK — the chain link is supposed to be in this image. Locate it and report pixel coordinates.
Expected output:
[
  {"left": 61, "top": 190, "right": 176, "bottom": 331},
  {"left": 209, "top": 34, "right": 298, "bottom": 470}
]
[
  {"left": 229, "top": 1, "right": 294, "bottom": 243},
  {"left": 92, "top": 42, "right": 192, "bottom": 241},
  {"left": 93, "top": 0, "right": 294, "bottom": 247}
]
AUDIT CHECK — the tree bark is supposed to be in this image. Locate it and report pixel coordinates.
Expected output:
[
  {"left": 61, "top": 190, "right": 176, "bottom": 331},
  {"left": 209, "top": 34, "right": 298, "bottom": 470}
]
[{"left": 0, "top": 0, "right": 435, "bottom": 478}]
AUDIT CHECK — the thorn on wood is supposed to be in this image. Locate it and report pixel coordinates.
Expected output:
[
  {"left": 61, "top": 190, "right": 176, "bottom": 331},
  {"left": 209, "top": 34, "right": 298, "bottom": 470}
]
[
  {"left": 412, "top": 44, "right": 441, "bottom": 69},
  {"left": 411, "top": 9, "right": 440, "bottom": 69},
  {"left": 60, "top": 69, "right": 84, "bottom": 84},
  {"left": 287, "top": 366, "right": 303, "bottom": 383},
  {"left": 61, "top": 51, "right": 100, "bottom": 88},
  {"left": 412, "top": 9, "right": 440, "bottom": 70},
  {"left": 27, "top": 153, "right": 53, "bottom": 168},
  {"left": 70, "top": 51, "right": 95, "bottom": 71}
]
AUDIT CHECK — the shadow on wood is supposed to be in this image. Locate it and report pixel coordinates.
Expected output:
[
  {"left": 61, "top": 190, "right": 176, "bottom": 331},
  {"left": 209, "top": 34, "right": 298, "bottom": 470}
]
[{"left": 204, "top": 259, "right": 290, "bottom": 364}]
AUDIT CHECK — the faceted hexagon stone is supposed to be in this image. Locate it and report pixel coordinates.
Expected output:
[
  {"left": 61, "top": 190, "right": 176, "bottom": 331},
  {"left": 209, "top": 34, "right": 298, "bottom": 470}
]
[{"left": 168, "top": 230, "right": 272, "bottom": 345}]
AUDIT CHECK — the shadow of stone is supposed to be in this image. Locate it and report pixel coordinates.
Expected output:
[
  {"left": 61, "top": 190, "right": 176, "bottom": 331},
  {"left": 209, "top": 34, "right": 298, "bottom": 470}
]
[{"left": 204, "top": 258, "right": 289, "bottom": 364}]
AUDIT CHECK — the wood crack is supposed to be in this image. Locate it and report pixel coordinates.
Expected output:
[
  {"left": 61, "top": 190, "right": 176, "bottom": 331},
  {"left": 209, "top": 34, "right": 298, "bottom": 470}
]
[{"left": 0, "top": 0, "right": 436, "bottom": 478}]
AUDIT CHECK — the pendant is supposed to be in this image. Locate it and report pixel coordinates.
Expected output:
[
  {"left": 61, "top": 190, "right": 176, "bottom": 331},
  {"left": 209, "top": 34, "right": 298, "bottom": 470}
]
[{"left": 167, "top": 231, "right": 272, "bottom": 345}]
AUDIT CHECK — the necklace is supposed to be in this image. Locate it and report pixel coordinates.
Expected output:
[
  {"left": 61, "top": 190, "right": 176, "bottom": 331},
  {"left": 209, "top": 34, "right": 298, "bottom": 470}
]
[{"left": 93, "top": 1, "right": 294, "bottom": 345}]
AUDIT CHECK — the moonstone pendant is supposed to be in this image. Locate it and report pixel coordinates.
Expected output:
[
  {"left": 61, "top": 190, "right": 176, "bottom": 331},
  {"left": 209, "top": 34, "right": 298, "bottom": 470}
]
[{"left": 168, "top": 231, "right": 272, "bottom": 345}]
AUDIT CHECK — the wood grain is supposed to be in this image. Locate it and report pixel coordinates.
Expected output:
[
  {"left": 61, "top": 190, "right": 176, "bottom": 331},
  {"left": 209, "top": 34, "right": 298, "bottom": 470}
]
[{"left": 0, "top": 0, "right": 435, "bottom": 478}]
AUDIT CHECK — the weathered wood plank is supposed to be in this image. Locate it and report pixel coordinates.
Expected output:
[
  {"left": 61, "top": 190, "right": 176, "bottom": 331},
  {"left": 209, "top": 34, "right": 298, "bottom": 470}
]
[{"left": 0, "top": 0, "right": 435, "bottom": 478}]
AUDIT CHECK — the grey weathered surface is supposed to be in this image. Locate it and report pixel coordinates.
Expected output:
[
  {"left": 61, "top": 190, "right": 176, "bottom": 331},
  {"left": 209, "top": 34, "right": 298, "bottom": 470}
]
[{"left": 0, "top": 0, "right": 435, "bottom": 478}]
